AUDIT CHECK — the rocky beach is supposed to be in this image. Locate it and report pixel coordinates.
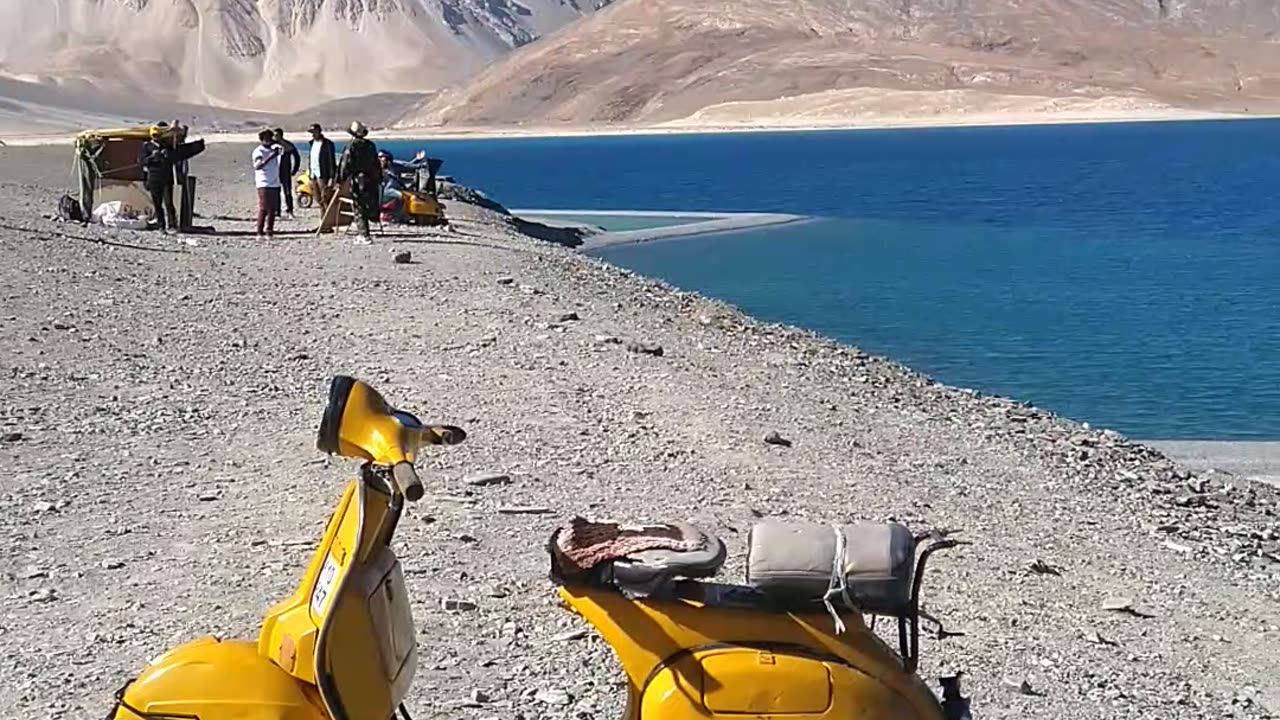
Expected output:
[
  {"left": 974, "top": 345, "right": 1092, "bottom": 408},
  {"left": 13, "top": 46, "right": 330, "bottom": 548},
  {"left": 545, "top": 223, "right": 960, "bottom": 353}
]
[{"left": 2, "top": 143, "right": 1279, "bottom": 720}]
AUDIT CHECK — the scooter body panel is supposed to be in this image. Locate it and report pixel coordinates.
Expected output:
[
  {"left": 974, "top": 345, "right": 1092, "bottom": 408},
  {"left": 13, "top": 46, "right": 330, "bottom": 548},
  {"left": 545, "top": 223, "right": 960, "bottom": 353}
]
[
  {"left": 558, "top": 585, "right": 945, "bottom": 720},
  {"left": 258, "top": 476, "right": 418, "bottom": 720},
  {"left": 111, "top": 636, "right": 327, "bottom": 720},
  {"left": 257, "top": 479, "right": 362, "bottom": 687}
]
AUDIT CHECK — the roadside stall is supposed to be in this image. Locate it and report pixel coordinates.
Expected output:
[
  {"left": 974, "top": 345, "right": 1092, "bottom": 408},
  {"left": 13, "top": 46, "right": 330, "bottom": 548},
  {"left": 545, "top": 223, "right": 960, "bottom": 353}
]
[{"left": 72, "top": 123, "right": 206, "bottom": 229}]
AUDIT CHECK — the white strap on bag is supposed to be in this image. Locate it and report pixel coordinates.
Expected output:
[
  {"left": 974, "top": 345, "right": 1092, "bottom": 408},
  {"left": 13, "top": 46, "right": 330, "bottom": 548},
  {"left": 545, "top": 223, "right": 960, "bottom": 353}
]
[{"left": 822, "top": 524, "right": 854, "bottom": 634}]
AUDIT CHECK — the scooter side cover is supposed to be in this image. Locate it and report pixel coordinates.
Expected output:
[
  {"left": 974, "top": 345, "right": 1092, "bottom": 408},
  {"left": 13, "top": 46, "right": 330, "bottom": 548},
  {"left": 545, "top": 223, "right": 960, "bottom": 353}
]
[
  {"left": 258, "top": 479, "right": 363, "bottom": 685},
  {"left": 558, "top": 586, "right": 946, "bottom": 720}
]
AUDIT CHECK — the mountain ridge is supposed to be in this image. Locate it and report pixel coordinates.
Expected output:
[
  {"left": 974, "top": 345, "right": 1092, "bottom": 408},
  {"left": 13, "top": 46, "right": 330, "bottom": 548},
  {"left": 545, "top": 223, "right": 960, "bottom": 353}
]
[
  {"left": 0, "top": 0, "right": 609, "bottom": 115},
  {"left": 402, "top": 0, "right": 1280, "bottom": 128},
  {"left": 4, "top": 0, "right": 1280, "bottom": 135}
]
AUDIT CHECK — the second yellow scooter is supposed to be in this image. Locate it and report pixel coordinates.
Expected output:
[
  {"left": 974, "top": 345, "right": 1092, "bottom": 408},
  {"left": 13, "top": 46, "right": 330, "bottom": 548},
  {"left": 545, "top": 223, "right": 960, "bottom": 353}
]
[{"left": 549, "top": 517, "right": 973, "bottom": 719}]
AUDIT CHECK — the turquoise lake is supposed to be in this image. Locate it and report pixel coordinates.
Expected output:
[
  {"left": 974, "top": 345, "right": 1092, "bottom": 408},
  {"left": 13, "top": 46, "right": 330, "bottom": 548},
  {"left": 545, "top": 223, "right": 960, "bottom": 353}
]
[{"left": 379, "top": 120, "right": 1280, "bottom": 440}]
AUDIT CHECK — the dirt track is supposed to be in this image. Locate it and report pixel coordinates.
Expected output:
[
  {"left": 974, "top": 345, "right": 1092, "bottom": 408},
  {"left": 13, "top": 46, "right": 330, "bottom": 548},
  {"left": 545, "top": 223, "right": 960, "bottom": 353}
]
[{"left": 1, "top": 143, "right": 1278, "bottom": 720}]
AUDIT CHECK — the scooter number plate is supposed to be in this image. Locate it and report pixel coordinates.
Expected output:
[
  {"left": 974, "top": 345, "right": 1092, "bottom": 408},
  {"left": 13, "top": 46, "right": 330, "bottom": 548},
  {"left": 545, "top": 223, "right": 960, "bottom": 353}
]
[{"left": 310, "top": 554, "right": 341, "bottom": 617}]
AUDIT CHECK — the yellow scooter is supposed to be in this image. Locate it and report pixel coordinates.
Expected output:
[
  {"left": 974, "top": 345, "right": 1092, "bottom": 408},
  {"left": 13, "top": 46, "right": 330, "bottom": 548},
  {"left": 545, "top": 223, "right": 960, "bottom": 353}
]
[
  {"left": 549, "top": 518, "right": 972, "bottom": 719},
  {"left": 105, "top": 376, "right": 465, "bottom": 720}
]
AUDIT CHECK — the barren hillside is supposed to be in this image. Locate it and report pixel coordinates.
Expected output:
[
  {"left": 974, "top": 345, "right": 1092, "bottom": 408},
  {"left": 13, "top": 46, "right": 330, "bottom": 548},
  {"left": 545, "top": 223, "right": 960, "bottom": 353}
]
[
  {"left": 0, "top": 0, "right": 611, "bottom": 115},
  {"left": 405, "top": 0, "right": 1280, "bottom": 127}
]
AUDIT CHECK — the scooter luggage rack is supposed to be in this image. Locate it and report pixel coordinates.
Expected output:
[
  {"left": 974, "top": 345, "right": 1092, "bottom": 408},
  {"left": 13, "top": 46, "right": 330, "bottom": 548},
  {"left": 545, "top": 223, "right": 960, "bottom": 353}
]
[
  {"left": 547, "top": 520, "right": 967, "bottom": 675},
  {"left": 898, "top": 531, "right": 968, "bottom": 673}
]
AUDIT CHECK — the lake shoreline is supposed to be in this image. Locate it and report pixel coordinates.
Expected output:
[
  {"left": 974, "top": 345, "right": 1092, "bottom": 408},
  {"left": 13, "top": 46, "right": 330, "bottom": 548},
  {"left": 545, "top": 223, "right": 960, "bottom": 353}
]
[
  {"left": 1, "top": 107, "right": 1270, "bottom": 147},
  {"left": 1145, "top": 440, "right": 1280, "bottom": 488},
  {"left": 511, "top": 208, "right": 812, "bottom": 250}
]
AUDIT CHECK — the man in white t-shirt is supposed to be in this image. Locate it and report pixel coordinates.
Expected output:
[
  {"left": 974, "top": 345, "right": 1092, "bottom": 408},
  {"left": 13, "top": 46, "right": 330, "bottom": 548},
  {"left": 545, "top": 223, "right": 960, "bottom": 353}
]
[{"left": 252, "top": 129, "right": 282, "bottom": 239}]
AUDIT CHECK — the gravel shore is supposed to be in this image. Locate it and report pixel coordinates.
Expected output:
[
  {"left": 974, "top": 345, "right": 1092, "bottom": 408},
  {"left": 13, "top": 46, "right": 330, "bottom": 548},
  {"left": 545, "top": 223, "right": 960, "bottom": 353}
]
[{"left": 2, "top": 143, "right": 1278, "bottom": 720}]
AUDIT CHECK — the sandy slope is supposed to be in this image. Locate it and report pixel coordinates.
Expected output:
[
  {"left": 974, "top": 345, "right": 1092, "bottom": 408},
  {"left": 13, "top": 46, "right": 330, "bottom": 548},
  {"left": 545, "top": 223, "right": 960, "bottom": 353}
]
[{"left": 0, "top": 144, "right": 1278, "bottom": 720}]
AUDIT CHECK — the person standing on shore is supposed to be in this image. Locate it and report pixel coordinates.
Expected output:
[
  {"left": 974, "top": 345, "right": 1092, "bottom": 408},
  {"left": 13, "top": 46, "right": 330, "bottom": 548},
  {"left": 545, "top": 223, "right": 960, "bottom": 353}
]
[
  {"left": 273, "top": 128, "right": 301, "bottom": 221},
  {"left": 336, "top": 121, "right": 381, "bottom": 244},
  {"left": 307, "top": 123, "right": 337, "bottom": 219},
  {"left": 252, "top": 129, "right": 282, "bottom": 239},
  {"left": 139, "top": 126, "right": 178, "bottom": 233}
]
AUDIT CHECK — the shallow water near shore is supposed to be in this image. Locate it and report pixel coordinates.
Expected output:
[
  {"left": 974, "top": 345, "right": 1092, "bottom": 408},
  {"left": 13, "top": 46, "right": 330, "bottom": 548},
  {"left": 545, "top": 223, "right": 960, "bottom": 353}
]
[{"left": 380, "top": 119, "right": 1280, "bottom": 440}]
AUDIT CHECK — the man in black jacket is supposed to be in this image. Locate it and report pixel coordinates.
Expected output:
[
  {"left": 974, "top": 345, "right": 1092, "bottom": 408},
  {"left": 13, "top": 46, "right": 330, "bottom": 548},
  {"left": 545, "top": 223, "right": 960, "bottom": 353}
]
[
  {"left": 139, "top": 126, "right": 178, "bottom": 233},
  {"left": 273, "top": 128, "right": 301, "bottom": 220},
  {"left": 337, "top": 121, "right": 381, "bottom": 243},
  {"left": 307, "top": 123, "right": 337, "bottom": 219}
]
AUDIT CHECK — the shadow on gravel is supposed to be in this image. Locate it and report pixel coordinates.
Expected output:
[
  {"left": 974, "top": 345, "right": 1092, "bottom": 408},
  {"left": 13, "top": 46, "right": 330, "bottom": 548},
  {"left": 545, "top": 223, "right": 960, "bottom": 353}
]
[
  {"left": 0, "top": 222, "right": 186, "bottom": 254},
  {"left": 389, "top": 236, "right": 515, "bottom": 252},
  {"left": 213, "top": 230, "right": 318, "bottom": 238}
]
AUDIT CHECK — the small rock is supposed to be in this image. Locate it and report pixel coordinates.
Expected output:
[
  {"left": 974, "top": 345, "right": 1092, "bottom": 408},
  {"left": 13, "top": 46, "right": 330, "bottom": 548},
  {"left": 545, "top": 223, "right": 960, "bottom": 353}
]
[
  {"left": 434, "top": 495, "right": 477, "bottom": 505},
  {"left": 470, "top": 689, "right": 491, "bottom": 704},
  {"left": 393, "top": 251, "right": 412, "bottom": 264},
  {"left": 496, "top": 276, "right": 515, "bottom": 286},
  {"left": 764, "top": 431, "right": 792, "bottom": 447},
  {"left": 486, "top": 586, "right": 509, "bottom": 598},
  {"left": 1027, "top": 559, "right": 1062, "bottom": 576},
  {"left": 594, "top": 334, "right": 622, "bottom": 345},
  {"left": 1083, "top": 629, "right": 1118, "bottom": 646},
  {"left": 555, "top": 311, "right": 580, "bottom": 322},
  {"left": 1163, "top": 540, "right": 1193, "bottom": 554},
  {"left": 553, "top": 628, "right": 589, "bottom": 642},
  {"left": 441, "top": 599, "right": 478, "bottom": 612},
  {"left": 498, "top": 506, "right": 553, "bottom": 515},
  {"left": 1101, "top": 597, "right": 1134, "bottom": 612},
  {"left": 535, "top": 688, "right": 573, "bottom": 706},
  {"left": 1002, "top": 677, "right": 1038, "bottom": 696},
  {"left": 455, "top": 534, "right": 478, "bottom": 543},
  {"left": 101, "top": 559, "right": 125, "bottom": 570},
  {"left": 19, "top": 568, "right": 48, "bottom": 580},
  {"left": 1101, "top": 597, "right": 1155, "bottom": 618},
  {"left": 29, "top": 588, "right": 56, "bottom": 603},
  {"left": 1, "top": 431, "right": 22, "bottom": 442},
  {"left": 197, "top": 494, "right": 219, "bottom": 502},
  {"left": 465, "top": 473, "right": 511, "bottom": 487},
  {"left": 31, "top": 501, "right": 57, "bottom": 514},
  {"left": 625, "top": 340, "right": 664, "bottom": 357}
]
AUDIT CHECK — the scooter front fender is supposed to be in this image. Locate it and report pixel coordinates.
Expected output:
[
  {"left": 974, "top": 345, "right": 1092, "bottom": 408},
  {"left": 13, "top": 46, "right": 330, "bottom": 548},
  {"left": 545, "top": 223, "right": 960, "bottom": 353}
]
[{"left": 110, "top": 635, "right": 328, "bottom": 720}]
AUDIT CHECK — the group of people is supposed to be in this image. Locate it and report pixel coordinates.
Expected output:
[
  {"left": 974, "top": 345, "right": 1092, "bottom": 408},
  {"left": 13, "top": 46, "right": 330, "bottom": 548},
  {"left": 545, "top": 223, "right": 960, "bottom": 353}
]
[
  {"left": 140, "top": 119, "right": 424, "bottom": 243},
  {"left": 252, "top": 121, "right": 411, "bottom": 243},
  {"left": 251, "top": 124, "right": 328, "bottom": 239}
]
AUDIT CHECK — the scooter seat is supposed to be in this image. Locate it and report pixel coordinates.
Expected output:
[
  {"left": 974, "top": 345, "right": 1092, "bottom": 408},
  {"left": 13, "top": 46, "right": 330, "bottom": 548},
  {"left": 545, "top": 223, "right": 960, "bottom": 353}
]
[
  {"left": 745, "top": 520, "right": 915, "bottom": 616},
  {"left": 550, "top": 518, "right": 727, "bottom": 597}
]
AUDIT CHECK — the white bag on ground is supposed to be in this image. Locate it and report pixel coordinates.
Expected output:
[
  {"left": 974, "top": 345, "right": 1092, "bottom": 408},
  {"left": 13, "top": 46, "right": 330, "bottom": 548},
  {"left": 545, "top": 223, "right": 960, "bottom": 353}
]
[{"left": 92, "top": 200, "right": 149, "bottom": 230}]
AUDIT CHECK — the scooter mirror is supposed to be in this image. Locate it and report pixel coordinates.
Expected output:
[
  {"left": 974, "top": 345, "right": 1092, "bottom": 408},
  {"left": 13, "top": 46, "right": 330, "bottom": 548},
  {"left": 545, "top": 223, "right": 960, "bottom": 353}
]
[
  {"left": 317, "top": 375, "right": 465, "bottom": 463},
  {"left": 391, "top": 410, "right": 423, "bottom": 429}
]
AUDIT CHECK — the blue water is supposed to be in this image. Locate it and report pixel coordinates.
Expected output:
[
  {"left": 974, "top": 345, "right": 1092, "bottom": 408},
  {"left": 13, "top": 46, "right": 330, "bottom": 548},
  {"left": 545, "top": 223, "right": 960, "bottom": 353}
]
[{"left": 379, "top": 120, "right": 1280, "bottom": 439}]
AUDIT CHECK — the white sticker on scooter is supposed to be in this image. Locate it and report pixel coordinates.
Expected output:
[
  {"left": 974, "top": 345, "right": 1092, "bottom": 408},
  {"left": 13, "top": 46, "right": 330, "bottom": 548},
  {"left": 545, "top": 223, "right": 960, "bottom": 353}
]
[{"left": 310, "top": 553, "right": 341, "bottom": 617}]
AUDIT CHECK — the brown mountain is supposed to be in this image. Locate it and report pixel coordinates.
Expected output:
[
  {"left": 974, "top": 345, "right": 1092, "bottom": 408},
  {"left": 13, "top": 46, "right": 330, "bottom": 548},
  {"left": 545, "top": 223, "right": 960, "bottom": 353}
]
[{"left": 403, "top": 0, "right": 1280, "bottom": 129}]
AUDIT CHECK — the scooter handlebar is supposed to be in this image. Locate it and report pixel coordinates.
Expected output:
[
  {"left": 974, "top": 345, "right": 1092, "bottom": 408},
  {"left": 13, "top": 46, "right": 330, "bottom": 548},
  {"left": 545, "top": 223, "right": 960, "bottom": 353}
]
[{"left": 391, "top": 461, "right": 424, "bottom": 502}]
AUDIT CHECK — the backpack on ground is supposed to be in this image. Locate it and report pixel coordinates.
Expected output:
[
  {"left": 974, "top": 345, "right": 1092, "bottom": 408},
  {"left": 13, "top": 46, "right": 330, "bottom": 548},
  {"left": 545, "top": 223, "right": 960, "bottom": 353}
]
[{"left": 56, "top": 194, "right": 85, "bottom": 223}]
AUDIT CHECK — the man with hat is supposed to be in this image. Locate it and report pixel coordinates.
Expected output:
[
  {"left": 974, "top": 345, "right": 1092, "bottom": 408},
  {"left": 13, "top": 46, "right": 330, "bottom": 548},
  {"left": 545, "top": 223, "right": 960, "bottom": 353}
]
[
  {"left": 307, "top": 123, "right": 337, "bottom": 221},
  {"left": 139, "top": 125, "right": 179, "bottom": 233},
  {"left": 336, "top": 121, "right": 380, "bottom": 243}
]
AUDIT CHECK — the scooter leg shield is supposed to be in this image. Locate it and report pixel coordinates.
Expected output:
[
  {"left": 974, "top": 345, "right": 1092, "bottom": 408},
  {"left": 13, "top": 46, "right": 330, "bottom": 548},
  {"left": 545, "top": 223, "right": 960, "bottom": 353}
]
[{"left": 108, "top": 635, "right": 327, "bottom": 720}]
